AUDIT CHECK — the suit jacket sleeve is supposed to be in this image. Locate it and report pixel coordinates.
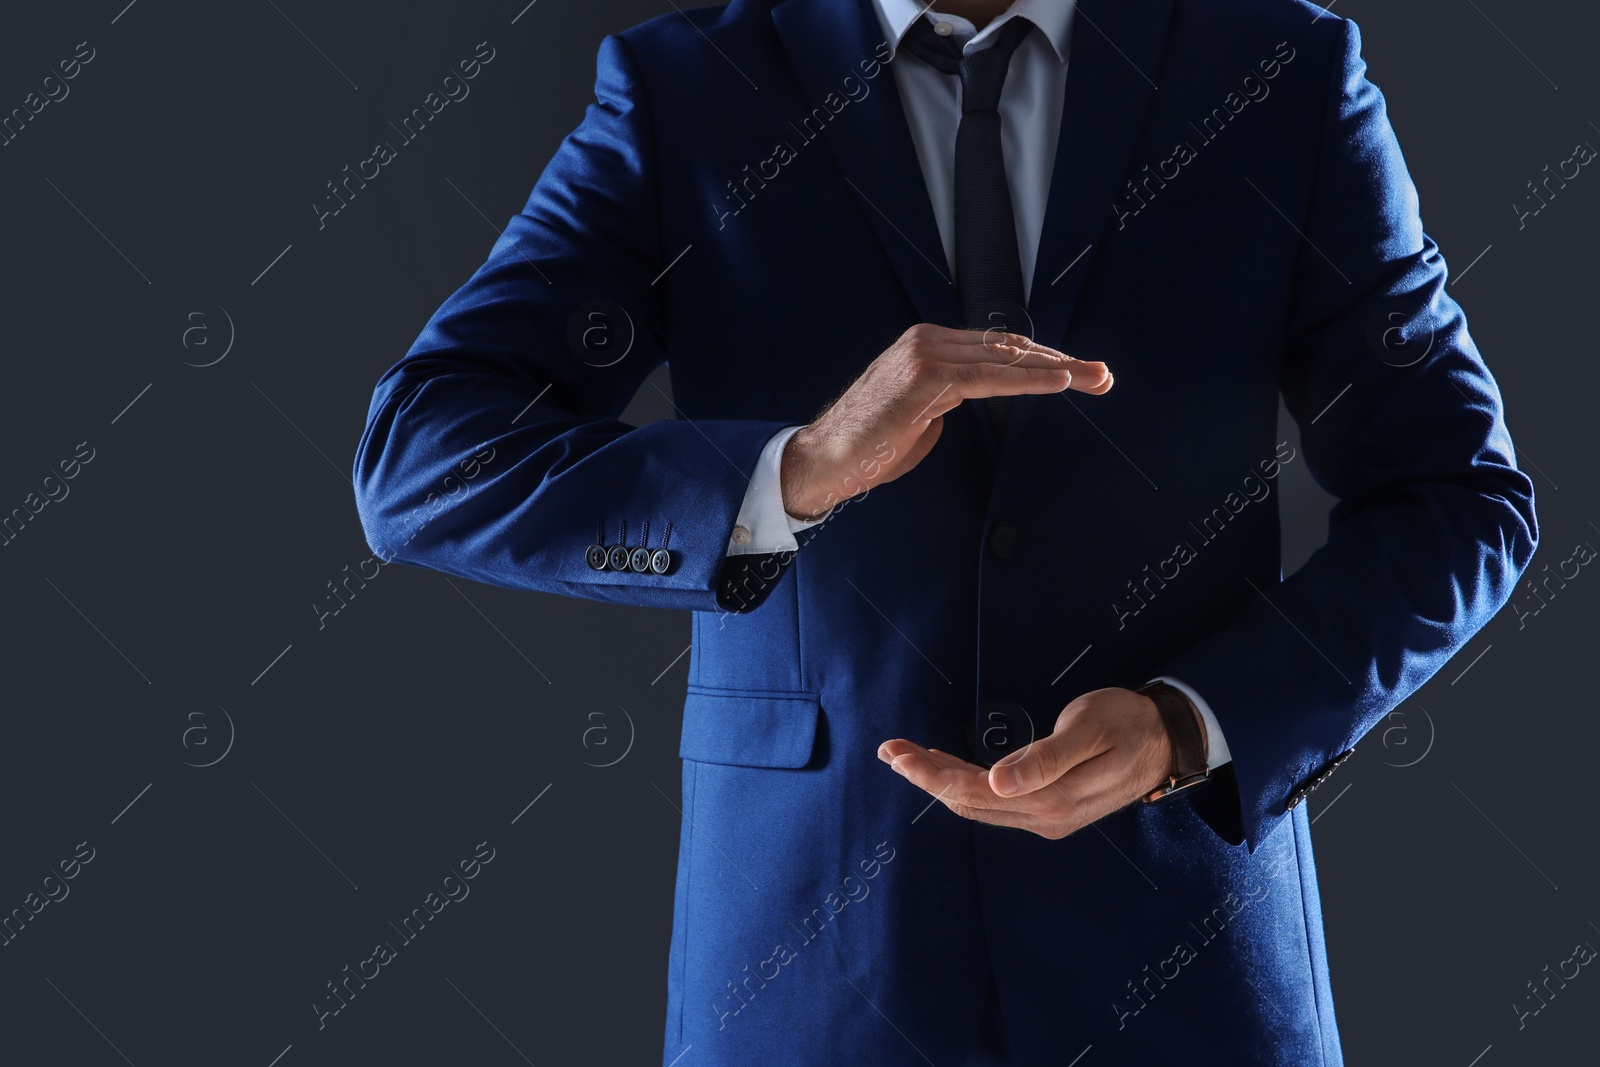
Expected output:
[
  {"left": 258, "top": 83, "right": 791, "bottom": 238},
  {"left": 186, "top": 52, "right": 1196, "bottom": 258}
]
[
  {"left": 1159, "top": 19, "right": 1538, "bottom": 850},
  {"left": 352, "top": 34, "right": 794, "bottom": 614}
]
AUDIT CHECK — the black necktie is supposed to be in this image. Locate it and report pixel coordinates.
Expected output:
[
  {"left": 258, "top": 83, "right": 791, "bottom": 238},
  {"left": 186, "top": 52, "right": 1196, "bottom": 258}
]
[{"left": 900, "top": 14, "right": 1035, "bottom": 442}]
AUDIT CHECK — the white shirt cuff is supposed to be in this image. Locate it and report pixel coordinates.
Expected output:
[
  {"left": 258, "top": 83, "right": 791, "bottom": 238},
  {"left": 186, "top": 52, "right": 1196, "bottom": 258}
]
[
  {"left": 728, "top": 425, "right": 827, "bottom": 555},
  {"left": 1149, "top": 675, "right": 1231, "bottom": 769}
]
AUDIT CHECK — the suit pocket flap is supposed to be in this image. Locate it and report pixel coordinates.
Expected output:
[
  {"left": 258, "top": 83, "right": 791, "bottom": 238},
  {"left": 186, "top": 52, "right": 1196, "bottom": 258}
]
[{"left": 679, "top": 687, "right": 821, "bottom": 768}]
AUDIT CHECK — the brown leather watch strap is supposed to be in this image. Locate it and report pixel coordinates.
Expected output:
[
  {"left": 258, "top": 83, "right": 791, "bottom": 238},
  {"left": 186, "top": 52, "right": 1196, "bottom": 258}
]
[{"left": 1136, "top": 680, "right": 1210, "bottom": 803}]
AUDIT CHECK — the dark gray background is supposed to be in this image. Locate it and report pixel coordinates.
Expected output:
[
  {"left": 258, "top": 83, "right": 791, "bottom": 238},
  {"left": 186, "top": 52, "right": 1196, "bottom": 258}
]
[{"left": 0, "top": 1, "right": 1593, "bottom": 1063}]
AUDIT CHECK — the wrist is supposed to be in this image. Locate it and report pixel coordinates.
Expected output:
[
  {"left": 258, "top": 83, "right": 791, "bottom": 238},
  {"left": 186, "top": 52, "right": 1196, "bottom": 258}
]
[
  {"left": 1135, "top": 681, "right": 1210, "bottom": 803},
  {"left": 780, "top": 426, "right": 829, "bottom": 520}
]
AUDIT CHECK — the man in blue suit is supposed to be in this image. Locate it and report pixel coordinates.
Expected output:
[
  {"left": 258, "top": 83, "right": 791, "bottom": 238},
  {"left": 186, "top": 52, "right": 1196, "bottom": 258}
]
[{"left": 353, "top": 0, "right": 1537, "bottom": 1062}]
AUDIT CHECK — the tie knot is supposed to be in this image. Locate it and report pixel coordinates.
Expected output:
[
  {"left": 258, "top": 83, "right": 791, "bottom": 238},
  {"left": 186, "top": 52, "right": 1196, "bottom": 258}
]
[{"left": 899, "top": 15, "right": 1035, "bottom": 112}]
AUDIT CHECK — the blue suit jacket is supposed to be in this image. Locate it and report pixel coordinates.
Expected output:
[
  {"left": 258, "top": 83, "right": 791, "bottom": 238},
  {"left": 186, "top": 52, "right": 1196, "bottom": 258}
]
[{"left": 353, "top": 0, "right": 1537, "bottom": 1062}]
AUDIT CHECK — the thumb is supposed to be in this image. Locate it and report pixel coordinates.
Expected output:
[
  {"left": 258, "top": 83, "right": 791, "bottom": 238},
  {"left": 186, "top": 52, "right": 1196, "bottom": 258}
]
[{"left": 979, "top": 735, "right": 1068, "bottom": 799}]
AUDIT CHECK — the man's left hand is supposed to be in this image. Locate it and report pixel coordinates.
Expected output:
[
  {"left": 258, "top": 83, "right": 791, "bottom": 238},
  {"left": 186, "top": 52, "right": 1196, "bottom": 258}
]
[{"left": 877, "top": 687, "right": 1173, "bottom": 839}]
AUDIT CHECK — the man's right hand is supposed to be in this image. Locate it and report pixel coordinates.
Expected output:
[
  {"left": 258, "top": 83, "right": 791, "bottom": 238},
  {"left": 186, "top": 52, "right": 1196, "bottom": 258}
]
[{"left": 780, "top": 323, "right": 1113, "bottom": 520}]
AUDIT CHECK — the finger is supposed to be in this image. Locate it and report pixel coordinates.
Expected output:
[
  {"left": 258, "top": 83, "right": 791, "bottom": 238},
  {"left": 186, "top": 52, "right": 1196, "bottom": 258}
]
[
  {"left": 880, "top": 740, "right": 1093, "bottom": 835},
  {"left": 877, "top": 737, "right": 925, "bottom": 760},
  {"left": 934, "top": 350, "right": 1112, "bottom": 397},
  {"left": 973, "top": 331, "right": 1069, "bottom": 371},
  {"left": 878, "top": 739, "right": 1007, "bottom": 811},
  {"left": 960, "top": 329, "right": 1061, "bottom": 356},
  {"left": 879, "top": 738, "right": 988, "bottom": 775},
  {"left": 975, "top": 333, "right": 1113, "bottom": 391},
  {"left": 1069, "top": 365, "right": 1114, "bottom": 394},
  {"left": 939, "top": 799, "right": 1052, "bottom": 833},
  {"left": 910, "top": 325, "right": 1055, "bottom": 355},
  {"left": 895, "top": 323, "right": 1060, "bottom": 368},
  {"left": 949, "top": 362, "right": 1076, "bottom": 401},
  {"left": 879, "top": 738, "right": 988, "bottom": 772},
  {"left": 899, "top": 323, "right": 1003, "bottom": 346},
  {"left": 893, "top": 754, "right": 1054, "bottom": 832},
  {"left": 917, "top": 768, "right": 1068, "bottom": 834},
  {"left": 934, "top": 332, "right": 1076, "bottom": 368},
  {"left": 966, "top": 333, "right": 1115, "bottom": 395},
  {"left": 914, "top": 328, "right": 1109, "bottom": 389},
  {"left": 916, "top": 746, "right": 991, "bottom": 774},
  {"left": 988, "top": 718, "right": 1112, "bottom": 799},
  {"left": 967, "top": 331, "right": 1080, "bottom": 377}
]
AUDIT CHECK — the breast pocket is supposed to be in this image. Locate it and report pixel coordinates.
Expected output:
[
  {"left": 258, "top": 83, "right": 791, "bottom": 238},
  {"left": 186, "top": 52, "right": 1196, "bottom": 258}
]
[{"left": 678, "top": 686, "right": 822, "bottom": 769}]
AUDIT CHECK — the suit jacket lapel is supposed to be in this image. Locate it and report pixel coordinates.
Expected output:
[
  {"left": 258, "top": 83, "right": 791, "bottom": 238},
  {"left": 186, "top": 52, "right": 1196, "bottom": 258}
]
[
  {"left": 998, "top": 0, "right": 1176, "bottom": 469},
  {"left": 771, "top": 0, "right": 963, "bottom": 332}
]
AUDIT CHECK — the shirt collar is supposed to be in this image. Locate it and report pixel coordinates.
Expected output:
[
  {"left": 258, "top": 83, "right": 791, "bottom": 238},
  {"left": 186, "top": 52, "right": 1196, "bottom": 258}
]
[{"left": 869, "top": 0, "right": 1076, "bottom": 64}]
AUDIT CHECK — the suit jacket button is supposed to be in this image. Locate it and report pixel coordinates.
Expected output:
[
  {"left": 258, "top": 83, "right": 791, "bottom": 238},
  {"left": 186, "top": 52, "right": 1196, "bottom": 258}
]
[
  {"left": 650, "top": 548, "right": 672, "bottom": 574},
  {"left": 586, "top": 544, "right": 609, "bottom": 570},
  {"left": 607, "top": 545, "right": 631, "bottom": 570},
  {"left": 1285, "top": 749, "right": 1355, "bottom": 811},
  {"left": 629, "top": 547, "right": 652, "bottom": 573},
  {"left": 989, "top": 522, "right": 1018, "bottom": 558}
]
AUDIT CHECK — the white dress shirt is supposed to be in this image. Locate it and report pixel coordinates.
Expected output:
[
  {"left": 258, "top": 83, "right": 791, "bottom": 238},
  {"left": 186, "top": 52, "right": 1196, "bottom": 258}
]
[{"left": 722, "top": 0, "right": 1230, "bottom": 769}]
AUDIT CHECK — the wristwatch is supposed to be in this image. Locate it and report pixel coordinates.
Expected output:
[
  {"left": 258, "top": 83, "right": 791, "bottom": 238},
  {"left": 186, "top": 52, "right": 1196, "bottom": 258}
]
[{"left": 1136, "top": 680, "right": 1211, "bottom": 803}]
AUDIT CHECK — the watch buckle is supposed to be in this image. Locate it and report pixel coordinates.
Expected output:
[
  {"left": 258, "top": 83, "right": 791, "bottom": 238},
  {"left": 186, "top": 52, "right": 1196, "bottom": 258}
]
[{"left": 1142, "top": 768, "right": 1211, "bottom": 804}]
